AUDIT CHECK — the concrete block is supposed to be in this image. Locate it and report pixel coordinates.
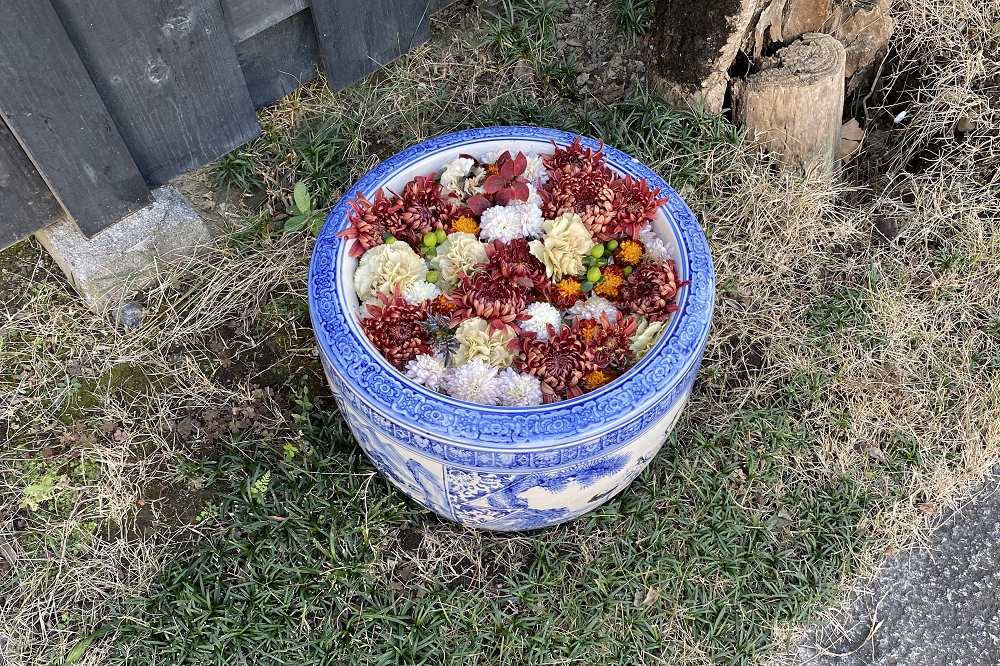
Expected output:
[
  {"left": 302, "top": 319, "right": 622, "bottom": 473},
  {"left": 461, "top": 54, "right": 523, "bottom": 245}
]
[{"left": 35, "top": 185, "right": 211, "bottom": 311}]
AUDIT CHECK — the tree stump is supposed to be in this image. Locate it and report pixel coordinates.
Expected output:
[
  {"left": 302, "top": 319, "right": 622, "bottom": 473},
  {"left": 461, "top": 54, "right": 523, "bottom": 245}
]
[{"left": 732, "top": 33, "right": 846, "bottom": 174}]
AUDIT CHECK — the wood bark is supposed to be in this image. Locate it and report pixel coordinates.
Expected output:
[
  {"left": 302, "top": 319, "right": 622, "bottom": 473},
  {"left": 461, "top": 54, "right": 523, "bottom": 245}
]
[{"left": 732, "top": 33, "right": 846, "bottom": 174}]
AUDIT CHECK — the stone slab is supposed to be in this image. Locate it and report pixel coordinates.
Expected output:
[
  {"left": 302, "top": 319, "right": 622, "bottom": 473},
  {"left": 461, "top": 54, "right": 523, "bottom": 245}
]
[{"left": 34, "top": 185, "right": 211, "bottom": 311}]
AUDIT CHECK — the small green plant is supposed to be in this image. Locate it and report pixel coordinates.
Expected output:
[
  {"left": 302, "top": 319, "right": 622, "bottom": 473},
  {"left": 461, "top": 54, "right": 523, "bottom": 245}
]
[
  {"left": 282, "top": 442, "right": 299, "bottom": 462},
  {"left": 283, "top": 181, "right": 326, "bottom": 236},
  {"left": 609, "top": 0, "right": 656, "bottom": 45},
  {"left": 246, "top": 470, "right": 270, "bottom": 504},
  {"left": 21, "top": 472, "right": 66, "bottom": 511}
]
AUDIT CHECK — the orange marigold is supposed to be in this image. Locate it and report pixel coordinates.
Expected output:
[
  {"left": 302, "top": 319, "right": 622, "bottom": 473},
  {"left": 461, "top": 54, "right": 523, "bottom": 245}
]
[
  {"left": 429, "top": 294, "right": 457, "bottom": 316},
  {"left": 583, "top": 369, "right": 616, "bottom": 391},
  {"left": 613, "top": 239, "right": 644, "bottom": 267},
  {"left": 451, "top": 215, "right": 480, "bottom": 235},
  {"left": 578, "top": 318, "right": 599, "bottom": 342},
  {"left": 551, "top": 277, "right": 584, "bottom": 309},
  {"left": 594, "top": 265, "right": 625, "bottom": 299}
]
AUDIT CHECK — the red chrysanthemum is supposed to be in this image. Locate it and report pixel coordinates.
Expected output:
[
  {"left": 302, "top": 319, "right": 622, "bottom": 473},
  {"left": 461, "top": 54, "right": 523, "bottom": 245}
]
[
  {"left": 393, "top": 175, "right": 460, "bottom": 248},
  {"left": 483, "top": 238, "right": 550, "bottom": 292},
  {"left": 512, "top": 324, "right": 595, "bottom": 403},
  {"left": 360, "top": 288, "right": 433, "bottom": 370},
  {"left": 542, "top": 138, "right": 610, "bottom": 177},
  {"left": 448, "top": 271, "right": 529, "bottom": 335},
  {"left": 606, "top": 175, "right": 669, "bottom": 240},
  {"left": 588, "top": 311, "right": 638, "bottom": 370},
  {"left": 338, "top": 189, "right": 402, "bottom": 258},
  {"left": 541, "top": 167, "right": 617, "bottom": 239},
  {"left": 618, "top": 260, "right": 690, "bottom": 322}
]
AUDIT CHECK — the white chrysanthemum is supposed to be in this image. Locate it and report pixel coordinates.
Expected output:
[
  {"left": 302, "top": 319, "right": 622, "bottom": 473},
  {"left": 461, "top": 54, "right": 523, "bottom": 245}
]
[
  {"left": 522, "top": 153, "right": 548, "bottom": 184},
  {"left": 406, "top": 354, "right": 448, "bottom": 391},
  {"left": 638, "top": 224, "right": 675, "bottom": 264},
  {"left": 528, "top": 212, "right": 595, "bottom": 281},
  {"left": 454, "top": 317, "right": 516, "bottom": 368},
  {"left": 479, "top": 150, "right": 502, "bottom": 166},
  {"left": 629, "top": 316, "right": 667, "bottom": 360},
  {"left": 519, "top": 302, "right": 561, "bottom": 341},
  {"left": 431, "top": 232, "right": 488, "bottom": 284},
  {"left": 497, "top": 368, "right": 544, "bottom": 407},
  {"left": 354, "top": 243, "right": 427, "bottom": 301},
  {"left": 402, "top": 280, "right": 441, "bottom": 306},
  {"left": 446, "top": 359, "right": 502, "bottom": 405},
  {"left": 480, "top": 203, "right": 544, "bottom": 242},
  {"left": 570, "top": 296, "right": 619, "bottom": 322}
]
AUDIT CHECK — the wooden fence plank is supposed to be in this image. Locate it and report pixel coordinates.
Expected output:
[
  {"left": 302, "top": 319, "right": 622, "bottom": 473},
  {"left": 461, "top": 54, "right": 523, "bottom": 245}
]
[
  {"left": 0, "top": 0, "right": 152, "bottom": 239},
  {"left": 221, "top": 0, "right": 310, "bottom": 43},
  {"left": 310, "top": 0, "right": 433, "bottom": 91},
  {"left": 236, "top": 10, "right": 321, "bottom": 109},
  {"left": 49, "top": 0, "right": 261, "bottom": 187},
  {"left": 0, "top": 118, "right": 65, "bottom": 251}
]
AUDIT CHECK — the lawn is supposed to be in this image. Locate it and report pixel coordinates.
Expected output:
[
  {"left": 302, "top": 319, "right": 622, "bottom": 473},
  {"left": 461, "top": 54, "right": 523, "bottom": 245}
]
[{"left": 1, "top": 0, "right": 997, "bottom": 665}]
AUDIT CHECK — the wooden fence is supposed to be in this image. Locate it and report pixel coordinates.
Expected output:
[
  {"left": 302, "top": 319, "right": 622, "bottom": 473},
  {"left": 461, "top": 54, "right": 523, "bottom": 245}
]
[{"left": 0, "top": 0, "right": 451, "bottom": 250}]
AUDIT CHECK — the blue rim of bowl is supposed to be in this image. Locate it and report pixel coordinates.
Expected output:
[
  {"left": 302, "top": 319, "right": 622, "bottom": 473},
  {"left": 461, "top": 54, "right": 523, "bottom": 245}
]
[{"left": 309, "top": 126, "right": 714, "bottom": 447}]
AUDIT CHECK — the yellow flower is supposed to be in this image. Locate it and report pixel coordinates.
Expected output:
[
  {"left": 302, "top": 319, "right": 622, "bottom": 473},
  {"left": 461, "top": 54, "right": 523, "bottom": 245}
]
[
  {"left": 453, "top": 317, "right": 516, "bottom": 368},
  {"left": 527, "top": 213, "right": 595, "bottom": 281}
]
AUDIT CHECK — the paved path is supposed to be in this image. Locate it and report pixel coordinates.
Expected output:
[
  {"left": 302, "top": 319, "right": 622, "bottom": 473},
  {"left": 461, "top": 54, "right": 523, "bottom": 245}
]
[{"left": 788, "top": 472, "right": 1000, "bottom": 665}]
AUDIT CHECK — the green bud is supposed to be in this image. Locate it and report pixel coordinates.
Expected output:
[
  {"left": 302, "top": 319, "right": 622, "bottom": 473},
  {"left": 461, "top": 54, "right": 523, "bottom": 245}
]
[
  {"left": 423, "top": 232, "right": 438, "bottom": 248},
  {"left": 597, "top": 257, "right": 608, "bottom": 266},
  {"left": 424, "top": 246, "right": 437, "bottom": 257},
  {"left": 586, "top": 266, "right": 602, "bottom": 283},
  {"left": 435, "top": 228, "right": 447, "bottom": 244},
  {"left": 622, "top": 265, "right": 633, "bottom": 277},
  {"left": 590, "top": 244, "right": 605, "bottom": 258},
  {"left": 580, "top": 280, "right": 594, "bottom": 292},
  {"left": 425, "top": 270, "right": 439, "bottom": 284},
  {"left": 384, "top": 234, "right": 396, "bottom": 244},
  {"left": 606, "top": 239, "right": 619, "bottom": 251}
]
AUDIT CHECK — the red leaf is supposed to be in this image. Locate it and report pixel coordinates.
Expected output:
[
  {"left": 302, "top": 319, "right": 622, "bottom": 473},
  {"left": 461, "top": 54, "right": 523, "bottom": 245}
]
[
  {"left": 483, "top": 174, "right": 504, "bottom": 194},
  {"left": 494, "top": 188, "right": 512, "bottom": 207},
  {"left": 512, "top": 180, "right": 530, "bottom": 202},
  {"left": 511, "top": 152, "right": 527, "bottom": 177},
  {"left": 500, "top": 158, "right": 515, "bottom": 181},
  {"left": 467, "top": 195, "right": 491, "bottom": 216}
]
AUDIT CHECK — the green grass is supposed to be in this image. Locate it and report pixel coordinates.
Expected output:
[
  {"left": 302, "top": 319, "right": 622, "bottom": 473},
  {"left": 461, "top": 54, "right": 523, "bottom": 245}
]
[{"left": 106, "top": 404, "right": 908, "bottom": 666}]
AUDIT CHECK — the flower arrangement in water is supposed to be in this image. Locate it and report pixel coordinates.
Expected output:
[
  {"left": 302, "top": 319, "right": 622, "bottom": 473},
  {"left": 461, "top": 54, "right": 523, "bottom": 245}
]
[{"left": 338, "top": 138, "right": 689, "bottom": 406}]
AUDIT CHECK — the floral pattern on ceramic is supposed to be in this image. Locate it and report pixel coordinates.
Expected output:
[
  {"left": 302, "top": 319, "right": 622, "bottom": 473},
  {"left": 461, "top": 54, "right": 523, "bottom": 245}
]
[{"left": 309, "top": 126, "right": 714, "bottom": 531}]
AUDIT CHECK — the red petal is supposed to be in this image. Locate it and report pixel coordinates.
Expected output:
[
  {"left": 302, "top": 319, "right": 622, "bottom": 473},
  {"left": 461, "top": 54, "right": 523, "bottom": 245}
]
[
  {"left": 348, "top": 240, "right": 365, "bottom": 257},
  {"left": 467, "top": 196, "right": 491, "bottom": 216},
  {"left": 513, "top": 180, "right": 530, "bottom": 202},
  {"left": 512, "top": 152, "right": 527, "bottom": 177},
  {"left": 483, "top": 174, "right": 505, "bottom": 194}
]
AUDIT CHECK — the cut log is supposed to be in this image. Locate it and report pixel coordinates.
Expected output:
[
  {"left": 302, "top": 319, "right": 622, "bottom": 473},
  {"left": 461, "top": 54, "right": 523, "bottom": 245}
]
[{"left": 732, "top": 33, "right": 846, "bottom": 174}]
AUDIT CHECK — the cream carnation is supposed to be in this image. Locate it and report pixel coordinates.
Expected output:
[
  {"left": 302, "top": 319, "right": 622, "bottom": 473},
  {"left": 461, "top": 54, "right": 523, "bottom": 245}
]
[
  {"left": 445, "top": 359, "right": 502, "bottom": 405},
  {"left": 402, "top": 280, "right": 441, "bottom": 306},
  {"left": 528, "top": 212, "right": 595, "bottom": 281},
  {"left": 497, "top": 368, "right": 544, "bottom": 407},
  {"left": 570, "top": 296, "right": 619, "bottom": 322},
  {"left": 629, "top": 316, "right": 667, "bottom": 360},
  {"left": 354, "top": 242, "right": 427, "bottom": 301},
  {"left": 638, "top": 224, "right": 675, "bottom": 264},
  {"left": 432, "top": 232, "right": 488, "bottom": 284},
  {"left": 518, "top": 302, "right": 561, "bottom": 341},
  {"left": 405, "top": 354, "right": 448, "bottom": 390},
  {"left": 453, "top": 317, "right": 516, "bottom": 368},
  {"left": 439, "top": 157, "right": 485, "bottom": 198},
  {"left": 480, "top": 203, "right": 544, "bottom": 243}
]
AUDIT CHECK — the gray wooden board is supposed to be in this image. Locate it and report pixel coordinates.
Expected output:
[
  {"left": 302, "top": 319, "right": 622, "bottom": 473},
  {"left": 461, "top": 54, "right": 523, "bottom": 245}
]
[
  {"left": 0, "top": 118, "right": 66, "bottom": 251},
  {"left": 0, "top": 0, "right": 152, "bottom": 239},
  {"left": 236, "top": 10, "right": 321, "bottom": 109},
  {"left": 220, "top": 0, "right": 311, "bottom": 43},
  {"left": 310, "top": 0, "right": 434, "bottom": 91},
  {"left": 50, "top": 0, "right": 261, "bottom": 187}
]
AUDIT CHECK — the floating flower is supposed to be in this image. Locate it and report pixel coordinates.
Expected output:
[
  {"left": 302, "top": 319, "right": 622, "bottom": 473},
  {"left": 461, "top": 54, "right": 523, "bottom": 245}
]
[
  {"left": 449, "top": 271, "right": 529, "bottom": 335},
  {"left": 528, "top": 213, "right": 595, "bottom": 281},
  {"left": 445, "top": 359, "right": 502, "bottom": 405},
  {"left": 588, "top": 312, "right": 637, "bottom": 370},
  {"left": 519, "top": 302, "right": 562, "bottom": 341},
  {"left": 432, "top": 232, "right": 488, "bottom": 284},
  {"left": 339, "top": 189, "right": 402, "bottom": 258},
  {"left": 484, "top": 238, "right": 549, "bottom": 291},
  {"left": 403, "top": 280, "right": 441, "bottom": 306},
  {"left": 354, "top": 242, "right": 428, "bottom": 301},
  {"left": 570, "top": 295, "right": 619, "bottom": 322},
  {"left": 454, "top": 317, "right": 517, "bottom": 368},
  {"left": 606, "top": 175, "right": 669, "bottom": 240},
  {"left": 542, "top": 137, "right": 609, "bottom": 177},
  {"left": 394, "top": 175, "right": 459, "bottom": 248},
  {"left": 521, "top": 153, "right": 548, "bottom": 184},
  {"left": 439, "top": 157, "right": 485, "bottom": 198},
  {"left": 512, "top": 324, "right": 593, "bottom": 403},
  {"left": 629, "top": 316, "right": 667, "bottom": 360},
  {"left": 361, "top": 288, "right": 432, "bottom": 370},
  {"left": 593, "top": 265, "right": 625, "bottom": 300},
  {"left": 618, "top": 260, "right": 689, "bottom": 321},
  {"left": 638, "top": 224, "right": 674, "bottom": 264},
  {"left": 451, "top": 215, "right": 480, "bottom": 235},
  {"left": 405, "top": 353, "right": 448, "bottom": 390},
  {"left": 497, "top": 368, "right": 544, "bottom": 406},
  {"left": 583, "top": 368, "right": 617, "bottom": 391},
  {"left": 551, "top": 277, "right": 584, "bottom": 309},
  {"left": 612, "top": 238, "right": 645, "bottom": 267},
  {"left": 479, "top": 203, "right": 544, "bottom": 242}
]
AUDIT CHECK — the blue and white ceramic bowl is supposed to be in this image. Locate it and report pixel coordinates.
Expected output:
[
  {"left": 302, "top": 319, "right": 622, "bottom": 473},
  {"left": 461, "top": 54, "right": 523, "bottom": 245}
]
[{"left": 309, "top": 126, "right": 714, "bottom": 531}]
